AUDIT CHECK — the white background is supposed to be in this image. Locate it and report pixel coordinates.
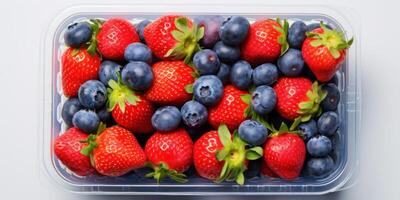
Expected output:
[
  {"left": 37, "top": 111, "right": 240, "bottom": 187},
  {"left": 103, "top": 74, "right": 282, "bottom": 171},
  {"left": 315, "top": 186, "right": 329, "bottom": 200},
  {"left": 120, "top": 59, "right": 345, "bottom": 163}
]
[{"left": 0, "top": 0, "right": 399, "bottom": 199}]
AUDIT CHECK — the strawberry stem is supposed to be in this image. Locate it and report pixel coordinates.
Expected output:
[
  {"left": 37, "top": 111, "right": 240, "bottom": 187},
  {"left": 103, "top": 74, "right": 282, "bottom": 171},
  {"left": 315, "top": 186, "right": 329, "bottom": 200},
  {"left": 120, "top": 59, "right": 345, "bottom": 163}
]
[{"left": 145, "top": 162, "right": 188, "bottom": 183}]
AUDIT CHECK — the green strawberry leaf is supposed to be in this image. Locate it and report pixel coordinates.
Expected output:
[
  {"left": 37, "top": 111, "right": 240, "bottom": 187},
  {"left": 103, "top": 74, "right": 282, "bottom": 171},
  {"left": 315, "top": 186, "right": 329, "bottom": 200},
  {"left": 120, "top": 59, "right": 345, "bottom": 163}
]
[
  {"left": 240, "top": 94, "right": 252, "bottom": 104},
  {"left": 184, "top": 84, "right": 194, "bottom": 94},
  {"left": 218, "top": 124, "right": 232, "bottom": 147},
  {"left": 235, "top": 172, "right": 245, "bottom": 185},
  {"left": 245, "top": 146, "right": 263, "bottom": 160}
]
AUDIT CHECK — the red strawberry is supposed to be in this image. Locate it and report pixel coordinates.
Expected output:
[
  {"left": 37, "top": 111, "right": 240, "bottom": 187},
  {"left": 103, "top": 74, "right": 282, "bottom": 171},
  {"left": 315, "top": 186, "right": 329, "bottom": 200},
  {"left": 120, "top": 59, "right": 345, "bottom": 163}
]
[
  {"left": 193, "top": 125, "right": 263, "bottom": 185},
  {"left": 53, "top": 127, "right": 95, "bottom": 176},
  {"left": 302, "top": 23, "right": 353, "bottom": 82},
  {"left": 273, "top": 77, "right": 326, "bottom": 125},
  {"left": 61, "top": 48, "right": 101, "bottom": 97},
  {"left": 97, "top": 18, "right": 140, "bottom": 60},
  {"left": 144, "top": 128, "right": 193, "bottom": 183},
  {"left": 145, "top": 61, "right": 194, "bottom": 105},
  {"left": 208, "top": 85, "right": 250, "bottom": 131},
  {"left": 261, "top": 160, "right": 278, "bottom": 178},
  {"left": 241, "top": 19, "right": 289, "bottom": 65},
  {"left": 144, "top": 15, "right": 204, "bottom": 63},
  {"left": 263, "top": 124, "right": 306, "bottom": 180},
  {"left": 82, "top": 126, "right": 147, "bottom": 177},
  {"left": 107, "top": 79, "right": 154, "bottom": 134}
]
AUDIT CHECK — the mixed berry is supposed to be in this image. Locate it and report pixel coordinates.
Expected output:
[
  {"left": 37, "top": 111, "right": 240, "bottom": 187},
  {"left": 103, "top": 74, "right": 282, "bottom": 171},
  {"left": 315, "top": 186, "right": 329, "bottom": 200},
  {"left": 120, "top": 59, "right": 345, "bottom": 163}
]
[{"left": 55, "top": 14, "right": 353, "bottom": 184}]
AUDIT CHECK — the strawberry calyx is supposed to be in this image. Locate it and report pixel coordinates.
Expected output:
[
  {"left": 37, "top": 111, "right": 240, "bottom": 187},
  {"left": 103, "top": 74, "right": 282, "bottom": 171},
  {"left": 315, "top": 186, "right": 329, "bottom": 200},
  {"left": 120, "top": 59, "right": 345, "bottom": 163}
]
[
  {"left": 145, "top": 162, "right": 188, "bottom": 183},
  {"left": 291, "top": 81, "right": 327, "bottom": 130},
  {"left": 306, "top": 22, "right": 353, "bottom": 59},
  {"left": 106, "top": 76, "right": 141, "bottom": 113},
  {"left": 240, "top": 93, "right": 252, "bottom": 118},
  {"left": 215, "top": 124, "right": 263, "bottom": 185},
  {"left": 274, "top": 18, "right": 289, "bottom": 56},
  {"left": 164, "top": 17, "right": 204, "bottom": 64},
  {"left": 70, "top": 19, "right": 103, "bottom": 56},
  {"left": 266, "top": 121, "right": 303, "bottom": 139},
  {"left": 79, "top": 123, "right": 107, "bottom": 166}
]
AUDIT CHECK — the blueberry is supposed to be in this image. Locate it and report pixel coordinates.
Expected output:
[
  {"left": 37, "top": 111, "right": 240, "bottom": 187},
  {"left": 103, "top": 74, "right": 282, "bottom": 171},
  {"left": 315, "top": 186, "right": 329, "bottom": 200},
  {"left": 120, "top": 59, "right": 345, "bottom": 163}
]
[
  {"left": 238, "top": 120, "right": 268, "bottom": 146},
  {"left": 193, "top": 49, "right": 220, "bottom": 75},
  {"left": 307, "top": 156, "right": 334, "bottom": 177},
  {"left": 252, "top": 63, "right": 279, "bottom": 86},
  {"left": 277, "top": 48, "right": 304, "bottom": 77},
  {"left": 124, "top": 43, "right": 152, "bottom": 64},
  {"left": 317, "top": 111, "right": 340, "bottom": 136},
  {"left": 219, "top": 16, "right": 250, "bottom": 46},
  {"left": 61, "top": 98, "right": 83, "bottom": 126},
  {"left": 298, "top": 120, "right": 318, "bottom": 141},
  {"left": 121, "top": 61, "right": 153, "bottom": 91},
  {"left": 193, "top": 75, "right": 224, "bottom": 106},
  {"left": 328, "top": 73, "right": 340, "bottom": 85},
  {"left": 244, "top": 159, "right": 262, "bottom": 179},
  {"left": 213, "top": 41, "right": 240, "bottom": 63},
  {"left": 321, "top": 84, "right": 340, "bottom": 111},
  {"left": 306, "top": 23, "right": 333, "bottom": 32},
  {"left": 193, "top": 15, "right": 224, "bottom": 48},
  {"left": 251, "top": 85, "right": 276, "bottom": 115},
  {"left": 151, "top": 106, "right": 182, "bottom": 132},
  {"left": 287, "top": 21, "right": 307, "bottom": 49},
  {"left": 307, "top": 135, "right": 332, "bottom": 157},
  {"left": 216, "top": 63, "right": 230, "bottom": 85},
  {"left": 78, "top": 80, "right": 107, "bottom": 109},
  {"left": 97, "top": 107, "right": 114, "bottom": 125},
  {"left": 72, "top": 110, "right": 100, "bottom": 133},
  {"left": 135, "top": 20, "right": 151, "bottom": 43},
  {"left": 99, "top": 60, "right": 122, "bottom": 86},
  {"left": 181, "top": 100, "right": 208, "bottom": 128},
  {"left": 64, "top": 22, "right": 92, "bottom": 48},
  {"left": 230, "top": 60, "right": 253, "bottom": 90},
  {"left": 185, "top": 124, "right": 212, "bottom": 141}
]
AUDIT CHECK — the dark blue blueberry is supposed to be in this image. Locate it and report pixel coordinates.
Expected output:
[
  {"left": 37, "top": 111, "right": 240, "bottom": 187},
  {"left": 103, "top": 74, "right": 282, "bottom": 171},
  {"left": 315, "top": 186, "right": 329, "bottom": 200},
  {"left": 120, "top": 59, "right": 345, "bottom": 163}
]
[
  {"left": 306, "top": 23, "right": 332, "bottom": 32},
  {"left": 151, "top": 106, "right": 182, "bottom": 132},
  {"left": 193, "top": 75, "right": 224, "bottom": 106},
  {"left": 238, "top": 120, "right": 268, "bottom": 146},
  {"left": 78, "top": 80, "right": 107, "bottom": 109},
  {"left": 307, "top": 135, "right": 333, "bottom": 157},
  {"left": 219, "top": 16, "right": 250, "bottom": 46},
  {"left": 121, "top": 61, "right": 153, "bottom": 91},
  {"left": 99, "top": 60, "right": 122, "bottom": 86},
  {"left": 97, "top": 107, "right": 114, "bottom": 125},
  {"left": 124, "top": 43, "right": 152, "bottom": 64},
  {"left": 298, "top": 120, "right": 318, "bottom": 141},
  {"left": 317, "top": 111, "right": 340, "bottom": 136},
  {"left": 252, "top": 63, "right": 279, "bottom": 86},
  {"left": 72, "top": 110, "right": 100, "bottom": 133},
  {"left": 61, "top": 98, "right": 82, "bottom": 126},
  {"left": 277, "top": 48, "right": 304, "bottom": 77},
  {"left": 306, "top": 156, "right": 334, "bottom": 177},
  {"left": 185, "top": 124, "right": 212, "bottom": 141},
  {"left": 287, "top": 21, "right": 307, "bottom": 49},
  {"left": 244, "top": 159, "right": 262, "bottom": 179},
  {"left": 64, "top": 22, "right": 92, "bottom": 48},
  {"left": 251, "top": 85, "right": 276, "bottom": 115},
  {"left": 193, "top": 49, "right": 220, "bottom": 75},
  {"left": 135, "top": 20, "right": 151, "bottom": 43},
  {"left": 181, "top": 100, "right": 208, "bottom": 128},
  {"left": 213, "top": 41, "right": 240, "bottom": 63},
  {"left": 216, "top": 63, "right": 230, "bottom": 85},
  {"left": 328, "top": 73, "right": 339, "bottom": 85},
  {"left": 321, "top": 83, "right": 340, "bottom": 111},
  {"left": 193, "top": 15, "right": 224, "bottom": 48},
  {"left": 230, "top": 60, "right": 253, "bottom": 90}
]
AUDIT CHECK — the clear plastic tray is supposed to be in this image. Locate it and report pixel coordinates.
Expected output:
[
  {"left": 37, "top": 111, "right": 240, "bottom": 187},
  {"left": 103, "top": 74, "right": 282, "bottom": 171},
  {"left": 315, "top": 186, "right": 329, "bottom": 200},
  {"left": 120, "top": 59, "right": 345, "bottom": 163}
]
[{"left": 39, "top": 4, "right": 361, "bottom": 195}]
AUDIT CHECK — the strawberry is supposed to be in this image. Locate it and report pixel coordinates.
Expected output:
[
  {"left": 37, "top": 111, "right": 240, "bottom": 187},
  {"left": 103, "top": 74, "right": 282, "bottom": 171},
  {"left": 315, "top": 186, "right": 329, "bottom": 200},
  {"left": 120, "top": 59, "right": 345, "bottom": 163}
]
[
  {"left": 193, "top": 125, "right": 263, "bottom": 185},
  {"left": 144, "top": 128, "right": 193, "bottom": 183},
  {"left": 208, "top": 85, "right": 250, "bottom": 131},
  {"left": 81, "top": 126, "right": 147, "bottom": 177},
  {"left": 53, "top": 127, "right": 95, "bottom": 176},
  {"left": 261, "top": 161, "right": 279, "bottom": 178},
  {"left": 61, "top": 48, "right": 101, "bottom": 97},
  {"left": 107, "top": 78, "right": 154, "bottom": 134},
  {"left": 143, "top": 15, "right": 204, "bottom": 63},
  {"left": 302, "top": 23, "right": 353, "bottom": 82},
  {"left": 241, "top": 19, "right": 289, "bottom": 65},
  {"left": 145, "top": 61, "right": 195, "bottom": 105},
  {"left": 263, "top": 123, "right": 306, "bottom": 180},
  {"left": 273, "top": 77, "right": 326, "bottom": 128},
  {"left": 97, "top": 18, "right": 140, "bottom": 60}
]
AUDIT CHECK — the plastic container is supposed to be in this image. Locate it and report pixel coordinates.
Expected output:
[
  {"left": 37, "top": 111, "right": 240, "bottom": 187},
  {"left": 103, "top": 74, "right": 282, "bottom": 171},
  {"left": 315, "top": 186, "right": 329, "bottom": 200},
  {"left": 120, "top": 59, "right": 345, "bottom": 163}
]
[{"left": 39, "top": 4, "right": 361, "bottom": 195}]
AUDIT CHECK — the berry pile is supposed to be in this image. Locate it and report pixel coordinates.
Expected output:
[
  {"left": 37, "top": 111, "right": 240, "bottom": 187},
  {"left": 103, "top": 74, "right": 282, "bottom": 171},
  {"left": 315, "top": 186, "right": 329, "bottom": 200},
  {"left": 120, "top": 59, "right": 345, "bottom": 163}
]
[{"left": 54, "top": 15, "right": 352, "bottom": 184}]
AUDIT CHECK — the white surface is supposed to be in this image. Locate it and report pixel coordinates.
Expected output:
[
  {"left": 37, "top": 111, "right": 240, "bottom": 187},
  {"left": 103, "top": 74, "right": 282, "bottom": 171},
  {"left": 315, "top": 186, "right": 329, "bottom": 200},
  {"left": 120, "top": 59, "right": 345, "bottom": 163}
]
[{"left": 0, "top": 0, "right": 399, "bottom": 199}]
